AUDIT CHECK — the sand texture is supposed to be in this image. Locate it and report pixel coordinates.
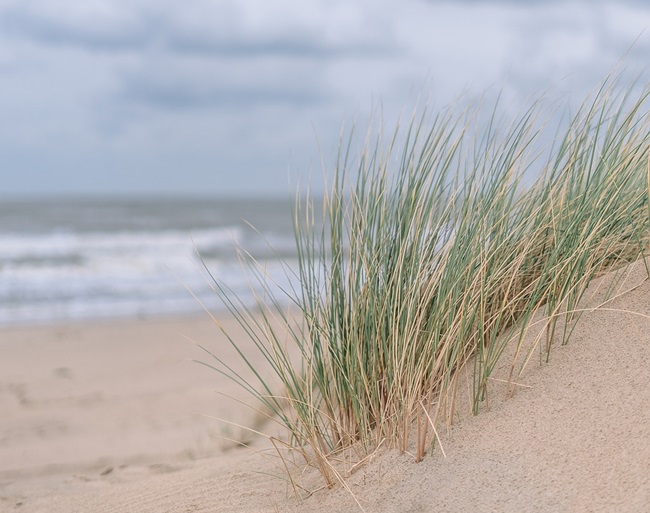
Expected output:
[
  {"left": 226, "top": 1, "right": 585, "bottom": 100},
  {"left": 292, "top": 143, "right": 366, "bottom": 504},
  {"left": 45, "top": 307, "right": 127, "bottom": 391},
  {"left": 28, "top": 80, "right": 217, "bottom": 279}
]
[{"left": 2, "top": 260, "right": 650, "bottom": 512}]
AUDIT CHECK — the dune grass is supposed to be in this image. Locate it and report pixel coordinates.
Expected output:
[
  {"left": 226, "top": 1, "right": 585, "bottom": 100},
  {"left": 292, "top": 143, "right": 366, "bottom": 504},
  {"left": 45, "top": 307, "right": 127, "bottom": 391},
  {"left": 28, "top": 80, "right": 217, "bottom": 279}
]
[{"left": 198, "top": 75, "right": 650, "bottom": 491}]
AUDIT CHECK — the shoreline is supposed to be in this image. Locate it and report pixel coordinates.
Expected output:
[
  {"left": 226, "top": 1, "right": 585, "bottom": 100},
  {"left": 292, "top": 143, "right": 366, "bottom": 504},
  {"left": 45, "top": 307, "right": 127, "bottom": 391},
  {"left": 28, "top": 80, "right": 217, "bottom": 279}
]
[{"left": 0, "top": 309, "right": 220, "bottom": 331}]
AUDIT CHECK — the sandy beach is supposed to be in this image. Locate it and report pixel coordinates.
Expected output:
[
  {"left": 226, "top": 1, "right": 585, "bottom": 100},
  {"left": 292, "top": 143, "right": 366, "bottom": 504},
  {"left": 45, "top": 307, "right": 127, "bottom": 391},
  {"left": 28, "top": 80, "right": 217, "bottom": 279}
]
[{"left": 2, "top": 260, "right": 650, "bottom": 513}]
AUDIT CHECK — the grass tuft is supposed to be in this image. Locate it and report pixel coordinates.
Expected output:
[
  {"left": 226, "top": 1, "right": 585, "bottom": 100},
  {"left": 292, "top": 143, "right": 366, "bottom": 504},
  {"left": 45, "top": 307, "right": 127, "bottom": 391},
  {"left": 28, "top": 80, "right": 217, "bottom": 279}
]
[{"left": 199, "top": 73, "right": 650, "bottom": 490}]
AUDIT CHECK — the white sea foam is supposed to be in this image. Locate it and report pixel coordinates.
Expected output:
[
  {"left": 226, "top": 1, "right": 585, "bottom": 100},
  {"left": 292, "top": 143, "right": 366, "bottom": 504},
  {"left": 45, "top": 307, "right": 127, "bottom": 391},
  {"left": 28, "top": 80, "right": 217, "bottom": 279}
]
[{"left": 0, "top": 199, "right": 299, "bottom": 325}]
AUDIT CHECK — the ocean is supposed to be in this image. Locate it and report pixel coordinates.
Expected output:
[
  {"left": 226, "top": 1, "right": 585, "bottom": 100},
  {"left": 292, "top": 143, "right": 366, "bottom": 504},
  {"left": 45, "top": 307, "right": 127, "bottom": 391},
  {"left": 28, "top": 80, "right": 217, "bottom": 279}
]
[{"left": 0, "top": 197, "right": 301, "bottom": 326}]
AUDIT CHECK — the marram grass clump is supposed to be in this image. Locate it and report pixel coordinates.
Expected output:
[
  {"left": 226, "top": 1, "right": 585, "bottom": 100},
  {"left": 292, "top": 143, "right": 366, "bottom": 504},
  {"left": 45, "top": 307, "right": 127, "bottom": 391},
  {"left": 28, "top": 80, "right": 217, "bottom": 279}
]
[{"left": 198, "top": 76, "right": 650, "bottom": 492}]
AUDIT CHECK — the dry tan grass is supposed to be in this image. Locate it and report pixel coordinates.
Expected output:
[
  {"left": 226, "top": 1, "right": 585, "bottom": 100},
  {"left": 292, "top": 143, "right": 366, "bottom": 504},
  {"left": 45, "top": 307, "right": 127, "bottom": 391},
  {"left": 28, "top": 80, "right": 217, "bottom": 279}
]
[{"left": 197, "top": 73, "right": 650, "bottom": 492}]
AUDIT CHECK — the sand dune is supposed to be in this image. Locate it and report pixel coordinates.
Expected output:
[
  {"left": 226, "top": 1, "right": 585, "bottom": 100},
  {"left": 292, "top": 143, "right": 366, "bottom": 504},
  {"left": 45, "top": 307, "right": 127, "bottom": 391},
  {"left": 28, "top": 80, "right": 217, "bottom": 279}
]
[{"left": 1, "top": 260, "right": 650, "bottom": 512}]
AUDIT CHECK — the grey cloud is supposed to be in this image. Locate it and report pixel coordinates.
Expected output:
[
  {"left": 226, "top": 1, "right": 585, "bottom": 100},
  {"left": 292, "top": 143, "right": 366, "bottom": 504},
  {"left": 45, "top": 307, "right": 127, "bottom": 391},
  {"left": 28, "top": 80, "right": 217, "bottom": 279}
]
[
  {"left": 118, "top": 78, "right": 327, "bottom": 110},
  {"left": 0, "top": 2, "right": 395, "bottom": 60},
  {"left": 419, "top": 0, "right": 561, "bottom": 5},
  {"left": 165, "top": 33, "right": 389, "bottom": 59},
  {"left": 0, "top": 4, "right": 150, "bottom": 51},
  {"left": 421, "top": 0, "right": 640, "bottom": 4},
  {"left": 112, "top": 58, "right": 330, "bottom": 111}
]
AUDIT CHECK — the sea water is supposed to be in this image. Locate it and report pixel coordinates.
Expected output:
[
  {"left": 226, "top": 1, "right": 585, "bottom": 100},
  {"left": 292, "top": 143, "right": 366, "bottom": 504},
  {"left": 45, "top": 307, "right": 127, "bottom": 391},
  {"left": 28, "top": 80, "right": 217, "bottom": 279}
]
[{"left": 0, "top": 197, "right": 302, "bottom": 326}]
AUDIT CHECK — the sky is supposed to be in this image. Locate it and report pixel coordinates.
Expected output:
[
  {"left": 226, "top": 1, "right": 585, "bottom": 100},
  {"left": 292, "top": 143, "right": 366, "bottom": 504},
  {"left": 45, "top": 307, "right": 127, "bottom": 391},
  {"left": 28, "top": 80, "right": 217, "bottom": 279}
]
[{"left": 0, "top": 0, "right": 649, "bottom": 198}]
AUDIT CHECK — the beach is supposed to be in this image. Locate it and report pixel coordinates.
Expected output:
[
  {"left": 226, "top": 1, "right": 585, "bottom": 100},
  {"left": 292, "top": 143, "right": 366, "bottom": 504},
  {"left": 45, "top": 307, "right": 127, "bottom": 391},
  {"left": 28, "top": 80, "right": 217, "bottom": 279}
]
[
  {"left": 2, "top": 1, "right": 650, "bottom": 510},
  {"left": 2, "top": 259, "right": 650, "bottom": 513},
  {"left": 0, "top": 314, "right": 291, "bottom": 512}
]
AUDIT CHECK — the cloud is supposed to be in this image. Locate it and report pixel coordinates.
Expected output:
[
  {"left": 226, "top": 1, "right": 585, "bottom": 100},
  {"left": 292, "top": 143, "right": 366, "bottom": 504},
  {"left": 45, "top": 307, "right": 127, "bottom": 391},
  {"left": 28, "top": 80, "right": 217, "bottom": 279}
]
[
  {"left": 117, "top": 69, "right": 328, "bottom": 110},
  {"left": 503, "top": 2, "right": 650, "bottom": 83},
  {"left": 0, "top": 0, "right": 400, "bottom": 118},
  {"left": 0, "top": 0, "right": 148, "bottom": 51},
  {"left": 1, "top": 0, "right": 649, "bottom": 198},
  {"left": 422, "top": 0, "right": 643, "bottom": 4},
  {"left": 158, "top": 1, "right": 397, "bottom": 58},
  {"left": 106, "top": 43, "right": 338, "bottom": 113},
  {"left": 0, "top": 0, "right": 397, "bottom": 59}
]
